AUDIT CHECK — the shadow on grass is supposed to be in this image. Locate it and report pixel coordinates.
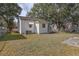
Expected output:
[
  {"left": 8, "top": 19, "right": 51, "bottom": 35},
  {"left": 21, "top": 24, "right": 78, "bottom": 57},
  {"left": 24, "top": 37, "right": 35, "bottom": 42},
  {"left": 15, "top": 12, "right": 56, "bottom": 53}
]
[
  {"left": 64, "top": 31, "right": 79, "bottom": 34},
  {"left": 0, "top": 33, "right": 26, "bottom": 41}
]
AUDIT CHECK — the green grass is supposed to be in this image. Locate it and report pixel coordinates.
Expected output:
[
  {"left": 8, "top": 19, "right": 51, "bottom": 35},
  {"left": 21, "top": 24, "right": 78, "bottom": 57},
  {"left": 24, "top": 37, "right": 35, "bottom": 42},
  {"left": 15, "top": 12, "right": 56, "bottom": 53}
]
[{"left": 0, "top": 32, "right": 25, "bottom": 41}]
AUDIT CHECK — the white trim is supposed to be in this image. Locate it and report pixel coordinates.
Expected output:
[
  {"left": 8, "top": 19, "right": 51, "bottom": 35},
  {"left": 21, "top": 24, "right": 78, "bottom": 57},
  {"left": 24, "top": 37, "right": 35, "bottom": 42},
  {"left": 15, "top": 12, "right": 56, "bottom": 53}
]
[
  {"left": 19, "top": 18, "right": 22, "bottom": 34},
  {"left": 35, "top": 22, "right": 40, "bottom": 34}
]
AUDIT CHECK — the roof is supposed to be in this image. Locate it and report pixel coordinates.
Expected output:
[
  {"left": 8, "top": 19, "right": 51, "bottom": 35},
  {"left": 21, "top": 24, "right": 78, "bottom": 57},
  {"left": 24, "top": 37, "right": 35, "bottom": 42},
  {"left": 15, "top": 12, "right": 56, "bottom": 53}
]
[
  {"left": 20, "top": 16, "right": 32, "bottom": 20},
  {"left": 20, "top": 16, "right": 48, "bottom": 23}
]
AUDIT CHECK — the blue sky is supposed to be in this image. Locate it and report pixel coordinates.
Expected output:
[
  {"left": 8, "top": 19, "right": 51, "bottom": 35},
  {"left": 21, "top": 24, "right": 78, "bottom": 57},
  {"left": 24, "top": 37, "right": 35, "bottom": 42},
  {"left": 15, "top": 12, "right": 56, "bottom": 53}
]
[
  {"left": 14, "top": 3, "right": 34, "bottom": 22},
  {"left": 18, "top": 3, "right": 34, "bottom": 16}
]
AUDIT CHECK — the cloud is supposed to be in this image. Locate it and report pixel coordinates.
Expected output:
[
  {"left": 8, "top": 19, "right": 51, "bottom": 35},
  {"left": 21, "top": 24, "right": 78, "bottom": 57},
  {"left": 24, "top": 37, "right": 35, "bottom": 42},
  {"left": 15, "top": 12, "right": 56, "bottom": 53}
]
[
  {"left": 18, "top": 3, "right": 34, "bottom": 16},
  {"left": 19, "top": 10, "right": 27, "bottom": 16}
]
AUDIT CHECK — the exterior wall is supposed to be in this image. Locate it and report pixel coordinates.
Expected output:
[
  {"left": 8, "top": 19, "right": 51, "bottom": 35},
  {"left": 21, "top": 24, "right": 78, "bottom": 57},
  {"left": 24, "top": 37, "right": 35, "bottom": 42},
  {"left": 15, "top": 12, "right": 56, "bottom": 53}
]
[
  {"left": 28, "top": 21, "right": 36, "bottom": 33},
  {"left": 19, "top": 19, "right": 48, "bottom": 34},
  {"left": 39, "top": 22, "right": 48, "bottom": 34},
  {"left": 19, "top": 18, "right": 22, "bottom": 34},
  {"left": 20, "top": 20, "right": 26, "bottom": 34},
  {"left": 20, "top": 20, "right": 37, "bottom": 34}
]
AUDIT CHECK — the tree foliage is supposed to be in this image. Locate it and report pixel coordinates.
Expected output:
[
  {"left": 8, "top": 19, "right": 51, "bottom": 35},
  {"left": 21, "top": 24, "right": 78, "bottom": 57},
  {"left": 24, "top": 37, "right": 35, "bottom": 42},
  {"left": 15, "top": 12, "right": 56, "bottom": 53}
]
[
  {"left": 0, "top": 3, "right": 21, "bottom": 32},
  {"left": 29, "top": 3, "right": 79, "bottom": 31},
  {"left": 29, "top": 3, "right": 79, "bottom": 22}
]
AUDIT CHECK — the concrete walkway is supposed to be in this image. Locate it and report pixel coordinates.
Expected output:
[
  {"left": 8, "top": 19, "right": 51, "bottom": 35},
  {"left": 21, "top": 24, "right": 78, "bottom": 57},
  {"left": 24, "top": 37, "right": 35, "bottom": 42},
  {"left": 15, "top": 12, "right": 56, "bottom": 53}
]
[{"left": 63, "top": 37, "right": 79, "bottom": 47}]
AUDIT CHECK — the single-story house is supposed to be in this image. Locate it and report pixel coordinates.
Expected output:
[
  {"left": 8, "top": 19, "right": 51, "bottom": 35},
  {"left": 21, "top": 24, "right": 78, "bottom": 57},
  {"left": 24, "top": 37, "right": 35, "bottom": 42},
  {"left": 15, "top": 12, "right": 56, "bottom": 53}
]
[
  {"left": 18, "top": 16, "right": 49, "bottom": 34},
  {"left": 18, "top": 16, "right": 79, "bottom": 34}
]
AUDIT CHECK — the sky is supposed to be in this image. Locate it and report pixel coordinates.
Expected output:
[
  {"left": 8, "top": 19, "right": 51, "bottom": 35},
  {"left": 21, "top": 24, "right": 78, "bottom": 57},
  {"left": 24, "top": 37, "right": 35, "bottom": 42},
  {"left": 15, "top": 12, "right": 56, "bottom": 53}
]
[
  {"left": 18, "top": 3, "right": 34, "bottom": 16},
  {"left": 14, "top": 3, "right": 34, "bottom": 22}
]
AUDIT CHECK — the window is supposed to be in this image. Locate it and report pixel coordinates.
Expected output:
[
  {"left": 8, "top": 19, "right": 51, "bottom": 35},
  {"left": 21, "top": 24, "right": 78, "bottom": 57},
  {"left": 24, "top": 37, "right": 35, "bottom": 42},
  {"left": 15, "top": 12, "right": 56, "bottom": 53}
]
[
  {"left": 29, "top": 24, "right": 32, "bottom": 28},
  {"left": 42, "top": 24, "right": 45, "bottom": 28}
]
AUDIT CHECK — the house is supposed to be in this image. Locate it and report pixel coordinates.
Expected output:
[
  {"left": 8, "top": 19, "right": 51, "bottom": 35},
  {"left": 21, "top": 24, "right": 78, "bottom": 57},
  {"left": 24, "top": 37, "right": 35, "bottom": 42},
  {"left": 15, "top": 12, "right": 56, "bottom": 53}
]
[{"left": 18, "top": 16, "right": 49, "bottom": 34}]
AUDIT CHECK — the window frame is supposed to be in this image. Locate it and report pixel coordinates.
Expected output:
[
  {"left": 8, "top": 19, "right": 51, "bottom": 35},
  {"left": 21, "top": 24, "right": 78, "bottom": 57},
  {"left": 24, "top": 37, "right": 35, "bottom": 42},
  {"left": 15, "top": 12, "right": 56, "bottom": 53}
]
[
  {"left": 29, "top": 24, "right": 32, "bottom": 28},
  {"left": 42, "top": 23, "right": 46, "bottom": 28}
]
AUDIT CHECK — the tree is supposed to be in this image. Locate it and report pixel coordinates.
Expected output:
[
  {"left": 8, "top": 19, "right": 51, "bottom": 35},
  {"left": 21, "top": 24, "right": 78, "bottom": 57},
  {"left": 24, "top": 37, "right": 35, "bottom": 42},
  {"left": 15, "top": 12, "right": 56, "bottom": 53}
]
[
  {"left": 0, "top": 3, "right": 21, "bottom": 32},
  {"left": 28, "top": 3, "right": 79, "bottom": 32},
  {"left": 28, "top": 3, "right": 65, "bottom": 31},
  {"left": 29, "top": 4, "right": 56, "bottom": 21}
]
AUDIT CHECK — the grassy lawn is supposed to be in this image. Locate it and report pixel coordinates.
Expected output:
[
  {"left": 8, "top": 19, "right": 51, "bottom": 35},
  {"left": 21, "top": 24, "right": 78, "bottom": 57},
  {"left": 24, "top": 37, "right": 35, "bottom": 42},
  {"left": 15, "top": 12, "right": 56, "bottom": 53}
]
[
  {"left": 0, "top": 32, "right": 25, "bottom": 41},
  {"left": 0, "top": 32, "right": 79, "bottom": 55}
]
